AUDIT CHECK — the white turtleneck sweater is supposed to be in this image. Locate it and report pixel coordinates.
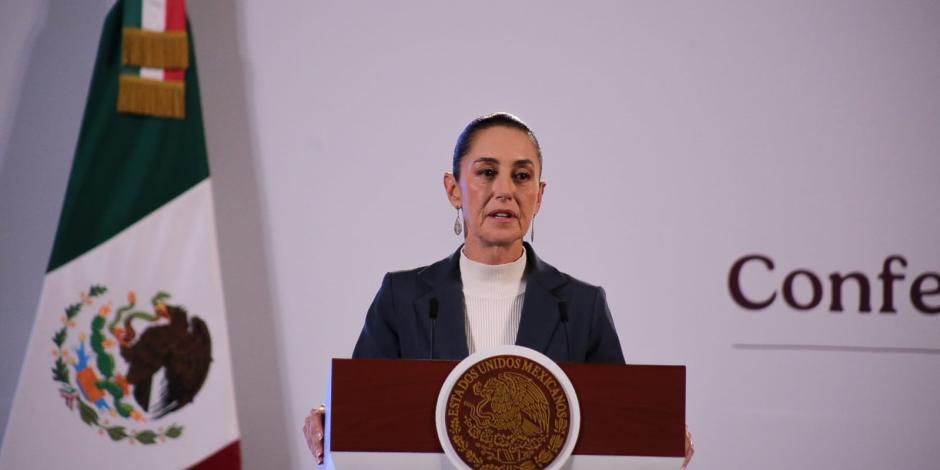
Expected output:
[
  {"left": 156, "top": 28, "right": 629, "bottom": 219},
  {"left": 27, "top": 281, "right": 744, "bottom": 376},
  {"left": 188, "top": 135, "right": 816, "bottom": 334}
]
[{"left": 459, "top": 248, "right": 527, "bottom": 354}]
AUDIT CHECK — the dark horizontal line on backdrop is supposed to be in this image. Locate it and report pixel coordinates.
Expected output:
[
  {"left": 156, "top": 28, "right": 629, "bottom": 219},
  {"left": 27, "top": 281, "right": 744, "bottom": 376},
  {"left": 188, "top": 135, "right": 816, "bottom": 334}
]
[{"left": 732, "top": 343, "right": 940, "bottom": 355}]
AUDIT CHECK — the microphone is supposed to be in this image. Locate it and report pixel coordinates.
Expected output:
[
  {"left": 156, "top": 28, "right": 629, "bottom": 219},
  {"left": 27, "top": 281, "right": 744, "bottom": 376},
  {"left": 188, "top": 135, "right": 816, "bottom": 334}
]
[
  {"left": 559, "top": 301, "right": 570, "bottom": 362},
  {"left": 429, "top": 298, "right": 439, "bottom": 360}
]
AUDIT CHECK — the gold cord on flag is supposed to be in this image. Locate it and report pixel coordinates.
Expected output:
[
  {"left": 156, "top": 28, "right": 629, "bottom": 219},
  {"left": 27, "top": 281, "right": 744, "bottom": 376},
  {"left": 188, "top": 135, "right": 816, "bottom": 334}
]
[
  {"left": 116, "top": 1, "right": 190, "bottom": 121},
  {"left": 117, "top": 75, "right": 185, "bottom": 119},
  {"left": 122, "top": 28, "right": 189, "bottom": 69}
]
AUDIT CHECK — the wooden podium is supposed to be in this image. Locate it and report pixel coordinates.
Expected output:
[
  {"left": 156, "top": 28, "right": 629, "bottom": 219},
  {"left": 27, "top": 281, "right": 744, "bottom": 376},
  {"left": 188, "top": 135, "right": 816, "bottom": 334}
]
[{"left": 325, "top": 359, "right": 685, "bottom": 469}]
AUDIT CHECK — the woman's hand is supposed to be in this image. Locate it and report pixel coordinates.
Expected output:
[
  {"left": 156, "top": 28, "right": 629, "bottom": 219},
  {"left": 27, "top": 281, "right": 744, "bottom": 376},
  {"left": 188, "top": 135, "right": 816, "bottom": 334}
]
[
  {"left": 303, "top": 405, "right": 326, "bottom": 466},
  {"left": 681, "top": 425, "right": 695, "bottom": 469}
]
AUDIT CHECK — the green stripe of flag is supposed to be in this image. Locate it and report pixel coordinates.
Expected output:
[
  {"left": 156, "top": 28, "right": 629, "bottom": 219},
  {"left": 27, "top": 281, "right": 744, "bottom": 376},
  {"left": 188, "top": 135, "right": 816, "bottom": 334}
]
[
  {"left": 123, "top": 0, "right": 142, "bottom": 29},
  {"left": 47, "top": 1, "right": 209, "bottom": 272},
  {"left": 122, "top": 0, "right": 140, "bottom": 75}
]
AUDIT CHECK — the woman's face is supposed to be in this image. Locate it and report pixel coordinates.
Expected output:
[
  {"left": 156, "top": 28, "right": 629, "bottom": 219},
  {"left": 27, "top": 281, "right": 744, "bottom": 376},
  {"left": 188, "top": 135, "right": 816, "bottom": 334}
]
[{"left": 445, "top": 126, "right": 545, "bottom": 253}]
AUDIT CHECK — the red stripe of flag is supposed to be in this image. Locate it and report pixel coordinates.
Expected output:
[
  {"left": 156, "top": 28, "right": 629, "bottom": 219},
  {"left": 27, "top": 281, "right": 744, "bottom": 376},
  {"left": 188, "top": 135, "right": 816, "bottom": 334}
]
[
  {"left": 166, "top": 0, "right": 185, "bottom": 31},
  {"left": 164, "top": 69, "right": 184, "bottom": 81},
  {"left": 187, "top": 440, "right": 242, "bottom": 470},
  {"left": 164, "top": 0, "right": 186, "bottom": 82}
]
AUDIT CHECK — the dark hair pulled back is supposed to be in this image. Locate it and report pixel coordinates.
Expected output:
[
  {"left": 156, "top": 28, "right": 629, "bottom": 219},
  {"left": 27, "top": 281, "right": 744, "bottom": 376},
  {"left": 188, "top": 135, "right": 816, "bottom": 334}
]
[{"left": 452, "top": 112, "right": 542, "bottom": 180}]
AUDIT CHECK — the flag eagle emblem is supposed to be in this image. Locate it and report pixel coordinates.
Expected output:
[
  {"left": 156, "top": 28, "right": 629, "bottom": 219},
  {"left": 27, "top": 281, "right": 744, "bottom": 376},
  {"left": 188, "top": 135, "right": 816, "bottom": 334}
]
[{"left": 51, "top": 284, "right": 212, "bottom": 444}]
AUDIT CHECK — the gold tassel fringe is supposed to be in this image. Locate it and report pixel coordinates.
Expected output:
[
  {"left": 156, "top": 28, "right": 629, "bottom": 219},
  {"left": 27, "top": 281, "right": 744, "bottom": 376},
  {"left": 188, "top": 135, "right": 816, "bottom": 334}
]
[
  {"left": 122, "top": 27, "right": 189, "bottom": 69},
  {"left": 117, "top": 75, "right": 185, "bottom": 119}
]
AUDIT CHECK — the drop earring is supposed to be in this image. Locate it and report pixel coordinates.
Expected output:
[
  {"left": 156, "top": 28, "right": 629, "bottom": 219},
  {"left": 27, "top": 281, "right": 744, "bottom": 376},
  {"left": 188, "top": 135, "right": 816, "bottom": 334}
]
[
  {"left": 453, "top": 208, "right": 463, "bottom": 236},
  {"left": 530, "top": 217, "right": 535, "bottom": 243}
]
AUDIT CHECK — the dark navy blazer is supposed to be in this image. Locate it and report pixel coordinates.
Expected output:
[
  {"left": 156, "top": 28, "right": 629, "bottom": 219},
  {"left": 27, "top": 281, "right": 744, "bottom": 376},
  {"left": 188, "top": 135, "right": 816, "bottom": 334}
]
[{"left": 352, "top": 243, "right": 625, "bottom": 364}]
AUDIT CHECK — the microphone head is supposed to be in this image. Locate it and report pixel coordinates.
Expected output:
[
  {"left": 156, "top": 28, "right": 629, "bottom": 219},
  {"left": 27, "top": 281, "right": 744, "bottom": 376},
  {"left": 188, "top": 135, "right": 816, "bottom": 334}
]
[
  {"left": 558, "top": 301, "right": 569, "bottom": 322},
  {"left": 429, "top": 298, "right": 439, "bottom": 320}
]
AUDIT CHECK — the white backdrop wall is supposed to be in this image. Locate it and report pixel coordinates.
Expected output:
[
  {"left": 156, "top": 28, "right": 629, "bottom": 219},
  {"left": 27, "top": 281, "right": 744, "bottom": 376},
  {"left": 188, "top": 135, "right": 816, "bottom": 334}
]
[{"left": 2, "top": 1, "right": 939, "bottom": 469}]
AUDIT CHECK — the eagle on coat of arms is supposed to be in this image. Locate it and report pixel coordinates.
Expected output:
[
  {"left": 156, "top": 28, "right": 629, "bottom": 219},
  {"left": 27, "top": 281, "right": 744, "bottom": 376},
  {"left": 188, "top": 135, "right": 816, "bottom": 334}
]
[
  {"left": 51, "top": 285, "right": 212, "bottom": 444},
  {"left": 471, "top": 372, "right": 550, "bottom": 439}
]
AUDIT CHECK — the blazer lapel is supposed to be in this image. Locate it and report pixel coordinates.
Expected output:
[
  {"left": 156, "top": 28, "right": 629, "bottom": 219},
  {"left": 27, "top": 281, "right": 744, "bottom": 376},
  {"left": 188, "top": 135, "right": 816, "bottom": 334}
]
[
  {"left": 515, "top": 243, "right": 567, "bottom": 353},
  {"left": 414, "top": 248, "right": 469, "bottom": 360},
  {"left": 414, "top": 243, "right": 566, "bottom": 359}
]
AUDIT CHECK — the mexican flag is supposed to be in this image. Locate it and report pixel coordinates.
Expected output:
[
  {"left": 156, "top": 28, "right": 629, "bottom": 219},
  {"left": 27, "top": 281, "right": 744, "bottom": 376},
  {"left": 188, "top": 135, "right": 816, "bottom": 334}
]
[{"left": 0, "top": 1, "right": 241, "bottom": 468}]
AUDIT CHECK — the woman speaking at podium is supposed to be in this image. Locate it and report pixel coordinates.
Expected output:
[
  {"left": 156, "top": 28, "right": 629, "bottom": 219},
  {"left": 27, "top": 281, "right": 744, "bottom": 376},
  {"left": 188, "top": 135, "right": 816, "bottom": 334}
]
[
  {"left": 303, "top": 113, "right": 693, "bottom": 467},
  {"left": 352, "top": 112, "right": 625, "bottom": 364}
]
